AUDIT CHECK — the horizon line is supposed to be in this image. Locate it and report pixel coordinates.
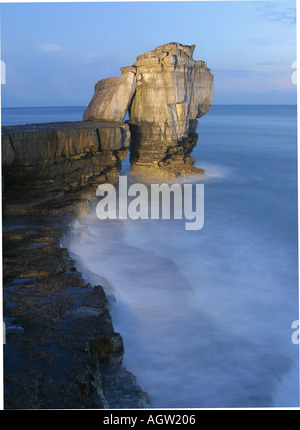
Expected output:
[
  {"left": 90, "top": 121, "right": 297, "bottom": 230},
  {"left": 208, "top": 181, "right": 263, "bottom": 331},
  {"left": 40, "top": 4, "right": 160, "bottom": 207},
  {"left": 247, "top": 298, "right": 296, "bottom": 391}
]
[{"left": 1, "top": 104, "right": 298, "bottom": 109}]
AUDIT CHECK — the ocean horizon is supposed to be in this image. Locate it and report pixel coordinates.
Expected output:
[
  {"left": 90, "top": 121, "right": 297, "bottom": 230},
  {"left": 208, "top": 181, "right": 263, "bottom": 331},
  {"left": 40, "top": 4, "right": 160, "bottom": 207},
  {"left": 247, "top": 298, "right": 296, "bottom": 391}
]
[{"left": 1, "top": 103, "right": 297, "bottom": 126}]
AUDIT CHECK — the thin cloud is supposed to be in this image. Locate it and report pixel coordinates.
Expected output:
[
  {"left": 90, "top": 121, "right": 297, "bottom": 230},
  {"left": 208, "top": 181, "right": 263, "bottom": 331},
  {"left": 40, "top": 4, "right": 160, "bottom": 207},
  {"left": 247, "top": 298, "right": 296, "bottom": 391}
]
[
  {"left": 256, "top": 61, "right": 287, "bottom": 66},
  {"left": 36, "top": 42, "right": 62, "bottom": 53},
  {"left": 257, "top": 2, "right": 296, "bottom": 26}
]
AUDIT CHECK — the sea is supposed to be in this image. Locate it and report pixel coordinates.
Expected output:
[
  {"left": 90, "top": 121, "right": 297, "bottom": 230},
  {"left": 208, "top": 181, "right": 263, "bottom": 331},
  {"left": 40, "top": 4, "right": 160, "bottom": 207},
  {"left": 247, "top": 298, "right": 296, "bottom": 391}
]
[{"left": 1, "top": 105, "right": 299, "bottom": 408}]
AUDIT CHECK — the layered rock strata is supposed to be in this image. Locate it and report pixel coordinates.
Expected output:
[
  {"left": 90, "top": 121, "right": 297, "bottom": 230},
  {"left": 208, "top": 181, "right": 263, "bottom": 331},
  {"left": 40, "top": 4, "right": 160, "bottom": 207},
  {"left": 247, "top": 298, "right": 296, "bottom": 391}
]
[
  {"left": 128, "top": 43, "right": 213, "bottom": 178},
  {"left": 2, "top": 121, "right": 130, "bottom": 216},
  {"left": 83, "top": 42, "right": 214, "bottom": 178}
]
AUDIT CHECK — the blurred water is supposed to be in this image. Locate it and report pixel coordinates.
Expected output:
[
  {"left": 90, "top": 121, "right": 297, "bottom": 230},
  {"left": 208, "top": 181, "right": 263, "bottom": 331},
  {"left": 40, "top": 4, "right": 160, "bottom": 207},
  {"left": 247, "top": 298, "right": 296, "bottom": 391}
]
[
  {"left": 67, "top": 105, "right": 299, "bottom": 408},
  {"left": 3, "top": 105, "right": 299, "bottom": 408}
]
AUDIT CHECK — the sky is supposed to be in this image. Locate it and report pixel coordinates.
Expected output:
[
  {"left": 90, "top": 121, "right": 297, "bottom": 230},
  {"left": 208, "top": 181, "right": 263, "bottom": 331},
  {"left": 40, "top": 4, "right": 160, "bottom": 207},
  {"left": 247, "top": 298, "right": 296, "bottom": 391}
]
[{"left": 0, "top": 0, "right": 297, "bottom": 107}]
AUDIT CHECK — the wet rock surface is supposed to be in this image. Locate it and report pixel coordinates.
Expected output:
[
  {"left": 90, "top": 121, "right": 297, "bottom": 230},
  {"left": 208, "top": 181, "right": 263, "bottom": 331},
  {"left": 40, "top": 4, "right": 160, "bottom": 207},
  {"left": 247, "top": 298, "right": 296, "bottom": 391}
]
[{"left": 3, "top": 218, "right": 150, "bottom": 409}]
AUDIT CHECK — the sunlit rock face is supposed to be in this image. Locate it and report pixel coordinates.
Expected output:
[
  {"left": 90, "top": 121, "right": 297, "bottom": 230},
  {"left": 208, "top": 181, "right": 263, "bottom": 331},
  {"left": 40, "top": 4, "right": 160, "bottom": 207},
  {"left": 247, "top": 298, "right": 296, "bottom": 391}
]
[
  {"left": 83, "top": 42, "right": 214, "bottom": 178},
  {"left": 83, "top": 72, "right": 136, "bottom": 123},
  {"left": 128, "top": 42, "right": 213, "bottom": 178}
]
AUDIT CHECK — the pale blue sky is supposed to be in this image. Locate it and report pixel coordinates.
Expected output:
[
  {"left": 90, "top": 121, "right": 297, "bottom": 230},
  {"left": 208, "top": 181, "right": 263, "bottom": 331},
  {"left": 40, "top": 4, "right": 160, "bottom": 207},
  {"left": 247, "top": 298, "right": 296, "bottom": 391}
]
[{"left": 0, "top": 1, "right": 297, "bottom": 106}]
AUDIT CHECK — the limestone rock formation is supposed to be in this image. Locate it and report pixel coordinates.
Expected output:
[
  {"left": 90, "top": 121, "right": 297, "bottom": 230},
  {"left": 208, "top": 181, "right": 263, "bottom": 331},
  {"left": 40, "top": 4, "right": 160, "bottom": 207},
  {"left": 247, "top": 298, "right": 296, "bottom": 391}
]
[
  {"left": 83, "top": 71, "right": 136, "bottom": 123},
  {"left": 128, "top": 42, "right": 213, "bottom": 178},
  {"left": 2, "top": 121, "right": 130, "bottom": 215},
  {"left": 190, "top": 60, "right": 215, "bottom": 119},
  {"left": 83, "top": 42, "right": 214, "bottom": 178}
]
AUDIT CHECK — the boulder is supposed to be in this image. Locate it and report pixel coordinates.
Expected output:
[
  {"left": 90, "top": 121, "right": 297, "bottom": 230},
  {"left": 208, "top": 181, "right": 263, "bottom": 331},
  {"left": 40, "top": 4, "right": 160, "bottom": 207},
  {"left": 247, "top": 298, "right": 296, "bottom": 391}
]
[{"left": 83, "top": 71, "right": 136, "bottom": 123}]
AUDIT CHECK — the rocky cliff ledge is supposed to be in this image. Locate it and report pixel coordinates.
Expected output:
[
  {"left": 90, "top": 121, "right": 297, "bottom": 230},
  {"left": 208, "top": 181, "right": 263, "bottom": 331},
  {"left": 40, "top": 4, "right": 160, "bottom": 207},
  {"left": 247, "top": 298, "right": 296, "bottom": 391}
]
[
  {"left": 3, "top": 220, "right": 149, "bottom": 409},
  {"left": 2, "top": 121, "right": 150, "bottom": 409},
  {"left": 83, "top": 42, "right": 214, "bottom": 178},
  {"left": 2, "top": 121, "right": 130, "bottom": 216}
]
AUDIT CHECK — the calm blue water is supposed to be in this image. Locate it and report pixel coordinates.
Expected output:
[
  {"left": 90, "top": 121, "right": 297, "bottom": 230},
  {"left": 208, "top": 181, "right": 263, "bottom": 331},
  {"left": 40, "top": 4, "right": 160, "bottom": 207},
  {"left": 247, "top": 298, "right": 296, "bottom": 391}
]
[
  {"left": 3, "top": 105, "right": 299, "bottom": 408},
  {"left": 1, "top": 106, "right": 86, "bottom": 126}
]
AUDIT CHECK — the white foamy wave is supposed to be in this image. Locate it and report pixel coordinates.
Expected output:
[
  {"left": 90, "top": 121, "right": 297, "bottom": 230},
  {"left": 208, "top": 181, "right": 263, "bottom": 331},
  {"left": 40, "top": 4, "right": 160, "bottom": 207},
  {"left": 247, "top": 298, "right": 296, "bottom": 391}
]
[{"left": 195, "top": 163, "right": 234, "bottom": 180}]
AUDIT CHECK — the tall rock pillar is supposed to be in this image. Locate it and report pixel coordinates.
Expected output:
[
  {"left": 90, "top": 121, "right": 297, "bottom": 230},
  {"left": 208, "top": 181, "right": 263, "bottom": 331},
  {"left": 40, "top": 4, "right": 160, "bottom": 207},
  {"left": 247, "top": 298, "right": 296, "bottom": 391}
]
[{"left": 127, "top": 42, "right": 214, "bottom": 178}]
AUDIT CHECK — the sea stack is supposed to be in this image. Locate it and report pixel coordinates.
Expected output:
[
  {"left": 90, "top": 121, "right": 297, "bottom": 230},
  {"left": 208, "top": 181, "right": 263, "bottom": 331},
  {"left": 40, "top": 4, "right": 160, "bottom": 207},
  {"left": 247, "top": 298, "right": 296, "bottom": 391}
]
[{"left": 83, "top": 42, "right": 214, "bottom": 178}]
